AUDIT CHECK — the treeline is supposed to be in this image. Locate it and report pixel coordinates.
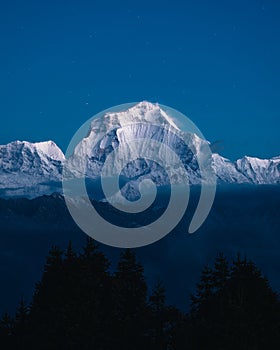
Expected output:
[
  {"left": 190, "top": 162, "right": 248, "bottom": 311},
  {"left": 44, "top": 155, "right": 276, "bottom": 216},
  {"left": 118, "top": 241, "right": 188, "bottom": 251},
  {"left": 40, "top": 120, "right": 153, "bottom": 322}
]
[{"left": 1, "top": 238, "right": 280, "bottom": 349}]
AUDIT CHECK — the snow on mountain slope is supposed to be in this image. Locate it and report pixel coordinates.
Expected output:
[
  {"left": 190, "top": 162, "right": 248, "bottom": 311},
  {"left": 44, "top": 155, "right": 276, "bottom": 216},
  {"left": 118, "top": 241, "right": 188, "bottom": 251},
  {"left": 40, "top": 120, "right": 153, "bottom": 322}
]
[
  {"left": 0, "top": 141, "right": 65, "bottom": 191},
  {"left": 212, "top": 154, "right": 250, "bottom": 184},
  {"left": 235, "top": 156, "right": 280, "bottom": 184},
  {"left": 68, "top": 101, "right": 183, "bottom": 177},
  {"left": 66, "top": 101, "right": 279, "bottom": 200},
  {"left": 32, "top": 141, "right": 65, "bottom": 161},
  {"left": 0, "top": 102, "right": 279, "bottom": 198},
  {"left": 212, "top": 154, "right": 280, "bottom": 185},
  {"left": 67, "top": 101, "right": 210, "bottom": 198}
]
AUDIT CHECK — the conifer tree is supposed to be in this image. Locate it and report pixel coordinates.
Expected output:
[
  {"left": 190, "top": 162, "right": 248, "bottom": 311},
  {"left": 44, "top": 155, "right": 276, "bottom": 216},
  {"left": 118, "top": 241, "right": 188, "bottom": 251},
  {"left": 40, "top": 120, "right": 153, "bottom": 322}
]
[
  {"left": 0, "top": 312, "right": 14, "bottom": 337},
  {"left": 148, "top": 281, "right": 174, "bottom": 350},
  {"left": 149, "top": 281, "right": 166, "bottom": 313},
  {"left": 190, "top": 264, "right": 214, "bottom": 312},
  {"left": 188, "top": 253, "right": 280, "bottom": 350},
  {"left": 64, "top": 240, "right": 77, "bottom": 263},
  {"left": 113, "top": 249, "right": 148, "bottom": 350},
  {"left": 13, "top": 298, "right": 30, "bottom": 347},
  {"left": 213, "top": 252, "right": 230, "bottom": 290}
]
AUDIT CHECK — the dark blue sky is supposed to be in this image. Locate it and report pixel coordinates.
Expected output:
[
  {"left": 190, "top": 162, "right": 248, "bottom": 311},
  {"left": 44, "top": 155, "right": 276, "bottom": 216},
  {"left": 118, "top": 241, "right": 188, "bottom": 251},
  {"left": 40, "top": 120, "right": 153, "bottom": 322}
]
[{"left": 0, "top": 0, "right": 279, "bottom": 160}]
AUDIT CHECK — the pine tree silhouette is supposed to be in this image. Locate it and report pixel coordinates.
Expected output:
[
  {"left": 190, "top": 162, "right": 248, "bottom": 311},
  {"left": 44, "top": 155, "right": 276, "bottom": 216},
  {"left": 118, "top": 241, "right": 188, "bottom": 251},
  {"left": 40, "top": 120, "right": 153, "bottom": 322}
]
[
  {"left": 148, "top": 281, "right": 167, "bottom": 349},
  {"left": 213, "top": 252, "right": 230, "bottom": 290},
  {"left": 0, "top": 313, "right": 15, "bottom": 349},
  {"left": 148, "top": 281, "right": 183, "bottom": 350},
  {"left": 13, "top": 298, "right": 30, "bottom": 347},
  {"left": 188, "top": 253, "right": 280, "bottom": 350},
  {"left": 149, "top": 281, "right": 166, "bottom": 313},
  {"left": 76, "top": 237, "right": 112, "bottom": 349},
  {"left": 190, "top": 264, "right": 214, "bottom": 314},
  {"left": 113, "top": 249, "right": 148, "bottom": 350},
  {"left": 2, "top": 244, "right": 280, "bottom": 350}
]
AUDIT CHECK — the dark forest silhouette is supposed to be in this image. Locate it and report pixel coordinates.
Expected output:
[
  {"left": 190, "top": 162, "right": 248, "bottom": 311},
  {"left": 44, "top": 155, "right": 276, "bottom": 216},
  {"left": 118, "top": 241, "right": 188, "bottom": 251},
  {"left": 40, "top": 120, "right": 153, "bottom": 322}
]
[{"left": 1, "top": 238, "right": 280, "bottom": 349}]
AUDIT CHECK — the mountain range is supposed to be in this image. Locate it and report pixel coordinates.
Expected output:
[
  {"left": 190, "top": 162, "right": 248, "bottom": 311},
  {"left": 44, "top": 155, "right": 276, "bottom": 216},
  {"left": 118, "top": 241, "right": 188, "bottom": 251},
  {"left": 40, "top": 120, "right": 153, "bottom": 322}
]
[{"left": 0, "top": 101, "right": 279, "bottom": 198}]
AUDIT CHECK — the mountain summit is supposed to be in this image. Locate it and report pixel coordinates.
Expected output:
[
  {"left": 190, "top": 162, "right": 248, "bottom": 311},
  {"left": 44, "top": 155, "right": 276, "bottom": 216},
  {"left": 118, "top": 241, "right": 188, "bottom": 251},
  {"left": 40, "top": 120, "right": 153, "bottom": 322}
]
[
  {"left": 0, "top": 102, "right": 279, "bottom": 198},
  {"left": 67, "top": 101, "right": 208, "bottom": 186},
  {"left": 0, "top": 140, "right": 64, "bottom": 197}
]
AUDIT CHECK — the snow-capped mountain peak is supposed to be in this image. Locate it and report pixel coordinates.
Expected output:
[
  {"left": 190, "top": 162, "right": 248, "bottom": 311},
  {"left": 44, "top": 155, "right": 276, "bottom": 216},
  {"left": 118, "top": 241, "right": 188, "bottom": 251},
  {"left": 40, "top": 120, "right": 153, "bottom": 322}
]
[
  {"left": 235, "top": 155, "right": 280, "bottom": 184},
  {"left": 32, "top": 141, "right": 65, "bottom": 161},
  {"left": 0, "top": 102, "right": 279, "bottom": 198},
  {"left": 0, "top": 140, "right": 65, "bottom": 162},
  {"left": 0, "top": 140, "right": 65, "bottom": 197},
  {"left": 68, "top": 101, "right": 207, "bottom": 189},
  {"left": 89, "top": 101, "right": 180, "bottom": 133}
]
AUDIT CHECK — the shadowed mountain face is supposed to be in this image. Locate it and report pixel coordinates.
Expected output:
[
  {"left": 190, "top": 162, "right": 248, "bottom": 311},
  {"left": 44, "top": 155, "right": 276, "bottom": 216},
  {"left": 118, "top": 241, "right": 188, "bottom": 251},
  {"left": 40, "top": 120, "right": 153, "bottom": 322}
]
[
  {"left": 0, "top": 185, "right": 279, "bottom": 314},
  {"left": 0, "top": 102, "right": 279, "bottom": 199}
]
